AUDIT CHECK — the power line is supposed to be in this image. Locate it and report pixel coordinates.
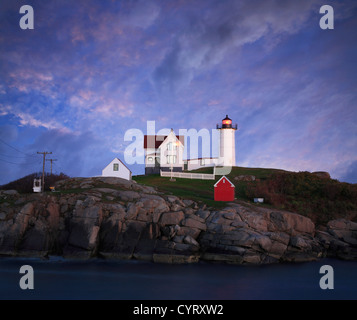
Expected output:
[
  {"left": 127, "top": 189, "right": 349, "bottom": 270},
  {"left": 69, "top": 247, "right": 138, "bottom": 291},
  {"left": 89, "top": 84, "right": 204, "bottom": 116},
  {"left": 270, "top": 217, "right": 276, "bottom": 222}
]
[
  {"left": 0, "top": 153, "right": 35, "bottom": 159},
  {"left": 0, "top": 157, "right": 41, "bottom": 165},
  {"left": 0, "top": 137, "right": 37, "bottom": 158}
]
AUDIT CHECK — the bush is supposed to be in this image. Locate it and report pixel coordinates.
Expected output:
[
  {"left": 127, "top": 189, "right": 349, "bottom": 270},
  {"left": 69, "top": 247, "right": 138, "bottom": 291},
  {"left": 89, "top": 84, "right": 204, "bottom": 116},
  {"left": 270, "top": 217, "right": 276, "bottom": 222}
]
[{"left": 243, "top": 171, "right": 357, "bottom": 225}]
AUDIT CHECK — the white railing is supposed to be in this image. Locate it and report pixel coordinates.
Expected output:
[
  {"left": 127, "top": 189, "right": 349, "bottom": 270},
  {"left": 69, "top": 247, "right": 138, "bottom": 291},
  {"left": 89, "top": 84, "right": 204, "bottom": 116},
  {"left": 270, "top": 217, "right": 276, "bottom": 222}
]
[{"left": 160, "top": 170, "right": 215, "bottom": 180}]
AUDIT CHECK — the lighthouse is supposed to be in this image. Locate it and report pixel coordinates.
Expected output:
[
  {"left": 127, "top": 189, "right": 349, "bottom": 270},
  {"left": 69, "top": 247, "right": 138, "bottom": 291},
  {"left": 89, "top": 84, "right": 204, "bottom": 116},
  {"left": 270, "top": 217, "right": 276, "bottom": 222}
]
[{"left": 217, "top": 115, "right": 237, "bottom": 167}]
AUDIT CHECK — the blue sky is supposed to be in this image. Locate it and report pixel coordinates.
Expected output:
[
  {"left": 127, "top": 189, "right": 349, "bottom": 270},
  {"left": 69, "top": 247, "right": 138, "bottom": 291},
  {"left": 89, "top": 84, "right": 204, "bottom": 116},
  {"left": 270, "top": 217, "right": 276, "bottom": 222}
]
[{"left": 0, "top": 0, "right": 356, "bottom": 184}]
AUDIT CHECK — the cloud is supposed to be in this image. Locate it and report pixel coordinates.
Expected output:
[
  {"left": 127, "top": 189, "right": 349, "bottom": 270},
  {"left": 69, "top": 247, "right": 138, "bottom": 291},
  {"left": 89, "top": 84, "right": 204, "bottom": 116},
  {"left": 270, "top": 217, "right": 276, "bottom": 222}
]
[
  {"left": 28, "top": 129, "right": 112, "bottom": 178},
  {"left": 0, "top": 124, "right": 18, "bottom": 141},
  {"left": 121, "top": 0, "right": 161, "bottom": 29},
  {"left": 340, "top": 160, "right": 357, "bottom": 184},
  {"left": 0, "top": 0, "right": 356, "bottom": 184},
  {"left": 1, "top": 103, "right": 69, "bottom": 132},
  {"left": 15, "top": 112, "right": 64, "bottom": 131},
  {"left": 153, "top": 0, "right": 322, "bottom": 93}
]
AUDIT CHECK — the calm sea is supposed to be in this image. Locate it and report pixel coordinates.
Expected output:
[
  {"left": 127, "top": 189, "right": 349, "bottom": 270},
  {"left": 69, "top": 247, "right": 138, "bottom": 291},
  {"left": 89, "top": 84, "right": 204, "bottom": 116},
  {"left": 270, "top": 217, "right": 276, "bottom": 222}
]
[{"left": 0, "top": 257, "right": 356, "bottom": 300}]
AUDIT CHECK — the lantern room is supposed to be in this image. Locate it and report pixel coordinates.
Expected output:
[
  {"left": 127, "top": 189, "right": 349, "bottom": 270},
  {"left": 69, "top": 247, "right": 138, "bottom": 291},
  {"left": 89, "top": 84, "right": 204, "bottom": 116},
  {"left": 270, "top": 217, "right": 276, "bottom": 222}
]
[
  {"left": 217, "top": 115, "right": 237, "bottom": 130},
  {"left": 222, "top": 115, "right": 232, "bottom": 128}
]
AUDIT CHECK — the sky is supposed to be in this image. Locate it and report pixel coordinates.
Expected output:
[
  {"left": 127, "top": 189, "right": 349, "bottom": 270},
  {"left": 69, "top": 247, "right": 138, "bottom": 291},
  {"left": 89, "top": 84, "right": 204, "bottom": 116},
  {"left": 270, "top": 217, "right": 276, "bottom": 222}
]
[{"left": 0, "top": 0, "right": 356, "bottom": 185}]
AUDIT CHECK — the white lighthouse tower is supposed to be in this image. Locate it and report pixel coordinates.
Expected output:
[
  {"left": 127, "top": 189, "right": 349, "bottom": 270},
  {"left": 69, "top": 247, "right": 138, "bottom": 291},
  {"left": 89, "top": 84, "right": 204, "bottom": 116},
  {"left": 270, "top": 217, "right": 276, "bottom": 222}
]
[{"left": 217, "top": 115, "right": 237, "bottom": 167}]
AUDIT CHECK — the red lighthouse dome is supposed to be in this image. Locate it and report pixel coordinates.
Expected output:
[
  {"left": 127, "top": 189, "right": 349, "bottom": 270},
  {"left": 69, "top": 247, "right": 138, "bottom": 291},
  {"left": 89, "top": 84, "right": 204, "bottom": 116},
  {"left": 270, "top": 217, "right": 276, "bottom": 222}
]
[
  {"left": 216, "top": 115, "right": 237, "bottom": 130},
  {"left": 222, "top": 115, "right": 232, "bottom": 128}
]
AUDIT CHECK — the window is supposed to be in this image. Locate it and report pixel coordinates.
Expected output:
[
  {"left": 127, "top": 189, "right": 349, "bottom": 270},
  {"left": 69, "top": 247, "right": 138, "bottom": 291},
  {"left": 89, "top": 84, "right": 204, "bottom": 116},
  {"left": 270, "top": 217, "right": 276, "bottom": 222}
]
[
  {"left": 167, "top": 142, "right": 177, "bottom": 151},
  {"left": 113, "top": 163, "right": 119, "bottom": 171},
  {"left": 200, "top": 159, "right": 205, "bottom": 166},
  {"left": 148, "top": 157, "right": 153, "bottom": 162},
  {"left": 166, "top": 155, "right": 177, "bottom": 164}
]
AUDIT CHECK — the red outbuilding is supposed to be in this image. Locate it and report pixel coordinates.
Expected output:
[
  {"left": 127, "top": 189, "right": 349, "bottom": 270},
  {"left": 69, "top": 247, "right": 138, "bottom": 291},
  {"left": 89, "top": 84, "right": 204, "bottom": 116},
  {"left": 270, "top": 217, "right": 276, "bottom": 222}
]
[{"left": 214, "top": 176, "right": 235, "bottom": 201}]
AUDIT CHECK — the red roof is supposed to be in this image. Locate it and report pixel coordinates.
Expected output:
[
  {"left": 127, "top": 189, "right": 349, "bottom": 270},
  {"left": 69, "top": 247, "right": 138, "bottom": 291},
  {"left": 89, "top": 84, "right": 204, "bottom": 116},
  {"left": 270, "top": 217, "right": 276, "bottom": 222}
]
[{"left": 144, "top": 135, "right": 184, "bottom": 149}]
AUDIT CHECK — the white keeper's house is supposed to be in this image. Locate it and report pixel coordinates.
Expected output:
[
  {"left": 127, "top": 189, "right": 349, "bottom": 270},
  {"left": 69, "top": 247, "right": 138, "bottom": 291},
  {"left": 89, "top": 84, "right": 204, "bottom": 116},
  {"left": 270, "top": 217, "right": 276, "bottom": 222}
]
[
  {"left": 144, "top": 129, "right": 185, "bottom": 175},
  {"left": 102, "top": 157, "right": 132, "bottom": 180},
  {"left": 144, "top": 115, "right": 237, "bottom": 175}
]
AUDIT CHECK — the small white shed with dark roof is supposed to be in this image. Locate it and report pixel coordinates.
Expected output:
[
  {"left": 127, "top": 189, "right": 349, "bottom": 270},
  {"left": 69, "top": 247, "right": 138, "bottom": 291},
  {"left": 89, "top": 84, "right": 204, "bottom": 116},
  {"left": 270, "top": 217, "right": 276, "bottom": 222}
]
[{"left": 102, "top": 157, "right": 132, "bottom": 180}]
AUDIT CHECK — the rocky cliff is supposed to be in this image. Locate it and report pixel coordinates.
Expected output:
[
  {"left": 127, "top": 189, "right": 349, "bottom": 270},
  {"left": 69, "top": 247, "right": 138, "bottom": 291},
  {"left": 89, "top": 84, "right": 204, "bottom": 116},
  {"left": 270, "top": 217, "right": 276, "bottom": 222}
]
[{"left": 0, "top": 177, "right": 356, "bottom": 264}]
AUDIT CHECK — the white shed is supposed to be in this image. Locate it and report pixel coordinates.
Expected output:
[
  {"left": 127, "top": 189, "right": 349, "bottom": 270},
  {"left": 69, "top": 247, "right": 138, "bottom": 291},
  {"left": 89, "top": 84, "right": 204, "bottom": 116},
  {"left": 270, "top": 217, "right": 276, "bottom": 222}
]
[{"left": 102, "top": 158, "right": 132, "bottom": 180}]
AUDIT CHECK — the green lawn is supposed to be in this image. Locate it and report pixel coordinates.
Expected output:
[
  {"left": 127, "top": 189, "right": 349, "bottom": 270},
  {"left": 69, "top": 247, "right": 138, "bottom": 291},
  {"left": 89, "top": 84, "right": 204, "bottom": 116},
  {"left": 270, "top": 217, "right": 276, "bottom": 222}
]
[{"left": 133, "top": 174, "right": 226, "bottom": 208}]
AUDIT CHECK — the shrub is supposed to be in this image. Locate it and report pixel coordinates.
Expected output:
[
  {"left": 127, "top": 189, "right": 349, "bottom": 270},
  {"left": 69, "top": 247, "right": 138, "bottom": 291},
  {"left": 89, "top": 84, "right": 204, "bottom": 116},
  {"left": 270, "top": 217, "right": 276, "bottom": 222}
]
[{"left": 243, "top": 171, "right": 357, "bottom": 225}]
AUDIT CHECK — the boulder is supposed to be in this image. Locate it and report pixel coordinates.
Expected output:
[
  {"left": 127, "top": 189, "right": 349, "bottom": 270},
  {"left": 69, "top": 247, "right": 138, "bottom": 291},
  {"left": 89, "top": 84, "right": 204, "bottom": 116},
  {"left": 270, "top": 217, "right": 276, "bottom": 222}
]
[
  {"left": 167, "top": 196, "right": 179, "bottom": 203},
  {"left": 171, "top": 203, "right": 184, "bottom": 212},
  {"left": 223, "top": 212, "right": 236, "bottom": 220},
  {"left": 126, "top": 202, "right": 143, "bottom": 220},
  {"left": 182, "top": 199, "right": 194, "bottom": 207},
  {"left": 181, "top": 217, "right": 207, "bottom": 231},
  {"left": 68, "top": 205, "right": 102, "bottom": 251},
  {"left": 327, "top": 219, "right": 357, "bottom": 246},
  {"left": 239, "top": 211, "right": 268, "bottom": 232},
  {"left": 2, "top": 190, "right": 18, "bottom": 195},
  {"left": 183, "top": 235, "right": 199, "bottom": 247},
  {"left": 160, "top": 211, "right": 185, "bottom": 226},
  {"left": 312, "top": 171, "right": 331, "bottom": 179},
  {"left": 20, "top": 218, "right": 48, "bottom": 253},
  {"left": 113, "top": 190, "right": 141, "bottom": 202},
  {"left": 290, "top": 236, "right": 310, "bottom": 249},
  {"left": 195, "top": 210, "right": 211, "bottom": 220},
  {"left": 268, "top": 211, "right": 315, "bottom": 235},
  {"left": 139, "top": 195, "right": 170, "bottom": 214},
  {"left": 255, "top": 235, "right": 272, "bottom": 251},
  {"left": 46, "top": 202, "right": 60, "bottom": 229},
  {"left": 176, "top": 226, "right": 201, "bottom": 239}
]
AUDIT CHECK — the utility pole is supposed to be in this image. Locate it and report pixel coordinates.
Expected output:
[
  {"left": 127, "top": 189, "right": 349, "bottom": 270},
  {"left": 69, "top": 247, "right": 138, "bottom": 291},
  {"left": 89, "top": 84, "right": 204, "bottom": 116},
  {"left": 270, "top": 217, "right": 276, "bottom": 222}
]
[
  {"left": 37, "top": 151, "right": 52, "bottom": 192},
  {"left": 46, "top": 158, "right": 57, "bottom": 175}
]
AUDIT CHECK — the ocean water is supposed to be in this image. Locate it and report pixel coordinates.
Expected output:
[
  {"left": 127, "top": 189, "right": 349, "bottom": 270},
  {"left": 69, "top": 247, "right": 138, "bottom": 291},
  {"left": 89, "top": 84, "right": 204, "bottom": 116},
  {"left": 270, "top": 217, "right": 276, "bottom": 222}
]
[{"left": 0, "top": 257, "right": 356, "bottom": 300}]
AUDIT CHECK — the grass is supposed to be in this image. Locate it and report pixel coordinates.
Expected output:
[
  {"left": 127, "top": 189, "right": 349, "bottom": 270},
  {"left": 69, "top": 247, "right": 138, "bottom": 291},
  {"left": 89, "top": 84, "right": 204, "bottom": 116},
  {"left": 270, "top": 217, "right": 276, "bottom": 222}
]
[
  {"left": 133, "top": 175, "right": 228, "bottom": 209},
  {"left": 134, "top": 175, "right": 215, "bottom": 207}
]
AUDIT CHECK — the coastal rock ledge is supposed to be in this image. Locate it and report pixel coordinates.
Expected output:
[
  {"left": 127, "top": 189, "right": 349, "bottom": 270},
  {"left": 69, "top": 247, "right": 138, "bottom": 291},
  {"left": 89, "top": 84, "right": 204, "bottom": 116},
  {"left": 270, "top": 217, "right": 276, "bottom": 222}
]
[{"left": 0, "top": 177, "right": 356, "bottom": 264}]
